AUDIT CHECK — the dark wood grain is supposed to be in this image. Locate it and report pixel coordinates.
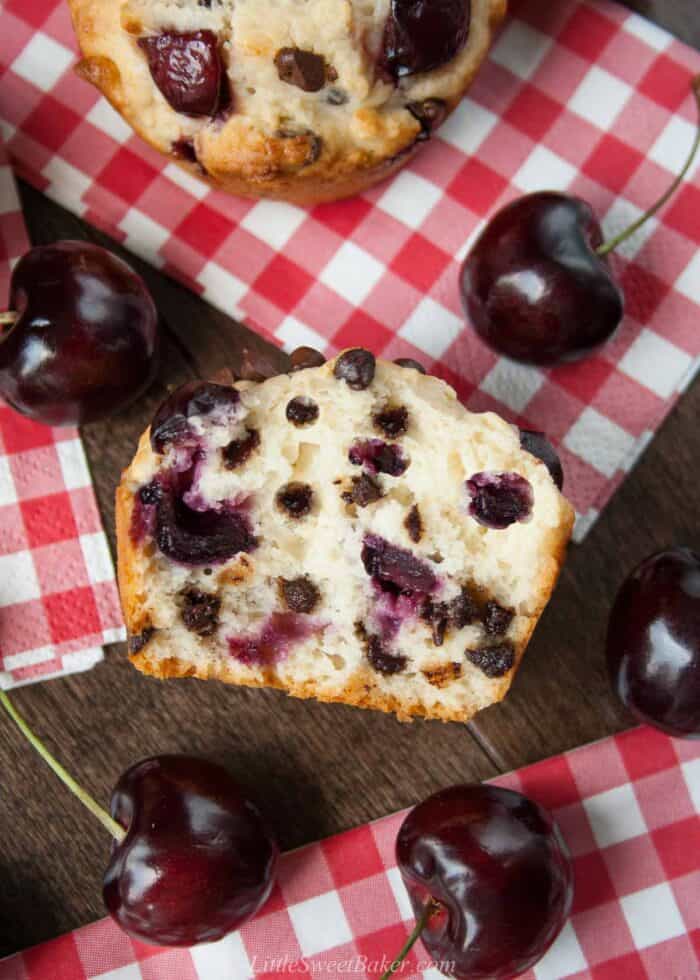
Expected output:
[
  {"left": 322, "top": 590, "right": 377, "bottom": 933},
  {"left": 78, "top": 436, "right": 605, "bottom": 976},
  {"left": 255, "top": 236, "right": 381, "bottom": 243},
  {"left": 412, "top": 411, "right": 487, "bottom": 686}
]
[{"left": 1, "top": 0, "right": 698, "bottom": 957}]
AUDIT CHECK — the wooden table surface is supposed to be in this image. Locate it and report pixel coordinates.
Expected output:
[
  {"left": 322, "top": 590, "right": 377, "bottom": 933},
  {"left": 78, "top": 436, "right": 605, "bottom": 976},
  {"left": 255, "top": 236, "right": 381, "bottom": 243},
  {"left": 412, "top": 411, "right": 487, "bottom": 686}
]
[{"left": 1, "top": 0, "right": 698, "bottom": 959}]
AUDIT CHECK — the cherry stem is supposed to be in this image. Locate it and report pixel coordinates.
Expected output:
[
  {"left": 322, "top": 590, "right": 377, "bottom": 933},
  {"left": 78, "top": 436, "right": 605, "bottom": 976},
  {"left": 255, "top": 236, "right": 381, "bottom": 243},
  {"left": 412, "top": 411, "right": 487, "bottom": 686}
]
[
  {"left": 597, "top": 75, "right": 700, "bottom": 257},
  {"left": 0, "top": 690, "right": 126, "bottom": 843},
  {"left": 379, "top": 900, "right": 438, "bottom": 980},
  {"left": 0, "top": 312, "right": 18, "bottom": 328}
]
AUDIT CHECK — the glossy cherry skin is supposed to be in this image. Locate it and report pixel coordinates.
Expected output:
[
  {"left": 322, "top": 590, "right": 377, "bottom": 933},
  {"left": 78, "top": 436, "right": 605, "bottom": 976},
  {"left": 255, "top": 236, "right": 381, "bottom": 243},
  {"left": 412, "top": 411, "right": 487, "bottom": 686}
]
[
  {"left": 379, "top": 0, "right": 471, "bottom": 79},
  {"left": 460, "top": 192, "right": 624, "bottom": 365},
  {"left": 607, "top": 548, "right": 700, "bottom": 738},
  {"left": 397, "top": 784, "right": 573, "bottom": 979},
  {"left": 103, "top": 755, "right": 279, "bottom": 946},
  {"left": 0, "top": 241, "right": 158, "bottom": 425},
  {"left": 139, "top": 31, "right": 225, "bottom": 117}
]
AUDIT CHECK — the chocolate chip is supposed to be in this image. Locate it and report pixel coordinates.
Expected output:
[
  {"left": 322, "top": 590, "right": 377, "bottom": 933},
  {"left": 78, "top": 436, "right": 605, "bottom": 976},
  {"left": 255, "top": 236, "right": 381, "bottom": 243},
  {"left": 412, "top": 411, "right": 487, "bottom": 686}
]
[
  {"left": 407, "top": 99, "right": 447, "bottom": 139},
  {"left": 276, "top": 482, "right": 314, "bottom": 518},
  {"left": 181, "top": 589, "right": 221, "bottom": 636},
  {"left": 483, "top": 601, "right": 514, "bottom": 636},
  {"left": 342, "top": 473, "right": 382, "bottom": 508},
  {"left": 128, "top": 627, "right": 155, "bottom": 654},
  {"left": 394, "top": 357, "right": 426, "bottom": 374},
  {"left": 366, "top": 635, "right": 407, "bottom": 674},
  {"left": 421, "top": 598, "right": 449, "bottom": 646},
  {"left": 404, "top": 504, "right": 423, "bottom": 543},
  {"left": 373, "top": 406, "right": 408, "bottom": 438},
  {"left": 286, "top": 396, "right": 319, "bottom": 426},
  {"left": 326, "top": 87, "right": 348, "bottom": 105},
  {"left": 222, "top": 428, "right": 260, "bottom": 468},
  {"left": 280, "top": 576, "right": 320, "bottom": 613},
  {"left": 467, "top": 642, "right": 515, "bottom": 678},
  {"left": 334, "top": 349, "right": 375, "bottom": 390},
  {"left": 450, "top": 586, "right": 480, "bottom": 629},
  {"left": 290, "top": 346, "right": 326, "bottom": 372},
  {"left": 172, "top": 138, "right": 198, "bottom": 163},
  {"left": 275, "top": 47, "right": 327, "bottom": 92},
  {"left": 423, "top": 662, "right": 462, "bottom": 687},
  {"left": 348, "top": 439, "right": 408, "bottom": 476}
]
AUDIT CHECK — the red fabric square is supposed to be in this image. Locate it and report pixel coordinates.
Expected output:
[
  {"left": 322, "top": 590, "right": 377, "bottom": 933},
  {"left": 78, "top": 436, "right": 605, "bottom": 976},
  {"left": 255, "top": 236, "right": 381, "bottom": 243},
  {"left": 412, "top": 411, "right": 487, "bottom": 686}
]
[
  {"left": 639, "top": 55, "right": 694, "bottom": 111},
  {"left": 139, "top": 950, "right": 198, "bottom": 980},
  {"left": 4, "top": 0, "right": 62, "bottom": 28},
  {"left": 43, "top": 586, "right": 101, "bottom": 644},
  {"left": 653, "top": 817, "right": 700, "bottom": 880},
  {"left": 0, "top": 503, "right": 28, "bottom": 556},
  {"left": 332, "top": 311, "right": 394, "bottom": 355},
  {"left": 603, "top": 835, "right": 666, "bottom": 897},
  {"left": 447, "top": 159, "right": 507, "bottom": 214},
  {"left": 582, "top": 134, "right": 644, "bottom": 194},
  {"left": 175, "top": 203, "right": 233, "bottom": 256},
  {"left": 0, "top": 406, "right": 55, "bottom": 454},
  {"left": 312, "top": 199, "right": 372, "bottom": 238},
  {"left": 354, "top": 922, "right": 423, "bottom": 977},
  {"left": 322, "top": 825, "right": 385, "bottom": 889},
  {"left": 617, "top": 263, "right": 671, "bottom": 323},
  {"left": 517, "top": 754, "right": 581, "bottom": 811},
  {"left": 504, "top": 84, "right": 562, "bottom": 142},
  {"left": 22, "top": 934, "right": 85, "bottom": 979},
  {"left": 572, "top": 901, "right": 636, "bottom": 966},
  {"left": 254, "top": 254, "right": 313, "bottom": 311},
  {"left": 21, "top": 95, "right": 81, "bottom": 153},
  {"left": 550, "top": 356, "right": 616, "bottom": 406},
  {"left": 591, "top": 951, "right": 647, "bottom": 980},
  {"left": 557, "top": 5, "right": 617, "bottom": 61},
  {"left": 0, "top": 599, "right": 51, "bottom": 658},
  {"left": 98, "top": 147, "right": 160, "bottom": 205},
  {"left": 665, "top": 182, "right": 700, "bottom": 246},
  {"left": 391, "top": 234, "right": 451, "bottom": 293},
  {"left": 571, "top": 851, "right": 617, "bottom": 914},
  {"left": 21, "top": 493, "right": 77, "bottom": 548},
  {"left": 616, "top": 727, "right": 679, "bottom": 781}
]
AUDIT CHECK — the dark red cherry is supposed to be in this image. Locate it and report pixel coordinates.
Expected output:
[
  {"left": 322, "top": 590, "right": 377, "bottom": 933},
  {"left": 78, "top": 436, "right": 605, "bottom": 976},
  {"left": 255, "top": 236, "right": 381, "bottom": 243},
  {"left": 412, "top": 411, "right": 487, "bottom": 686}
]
[
  {"left": 362, "top": 534, "right": 438, "bottom": 595},
  {"left": 0, "top": 241, "right": 158, "bottom": 426},
  {"left": 607, "top": 548, "right": 700, "bottom": 738},
  {"left": 139, "top": 31, "right": 226, "bottom": 117},
  {"left": 379, "top": 0, "right": 471, "bottom": 79},
  {"left": 150, "top": 380, "right": 240, "bottom": 453},
  {"left": 460, "top": 193, "right": 624, "bottom": 365},
  {"left": 519, "top": 429, "right": 563, "bottom": 490},
  {"left": 103, "top": 755, "right": 278, "bottom": 946},
  {"left": 395, "top": 784, "right": 573, "bottom": 979}
]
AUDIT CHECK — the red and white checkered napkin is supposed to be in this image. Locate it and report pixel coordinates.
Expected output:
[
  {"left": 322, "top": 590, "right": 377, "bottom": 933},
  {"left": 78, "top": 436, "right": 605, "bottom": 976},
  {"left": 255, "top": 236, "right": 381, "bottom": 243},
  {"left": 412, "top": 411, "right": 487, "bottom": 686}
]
[
  {"left": 0, "top": 138, "right": 124, "bottom": 688},
  {"left": 1, "top": 725, "right": 698, "bottom": 979},
  {"left": 2, "top": 0, "right": 700, "bottom": 540}
]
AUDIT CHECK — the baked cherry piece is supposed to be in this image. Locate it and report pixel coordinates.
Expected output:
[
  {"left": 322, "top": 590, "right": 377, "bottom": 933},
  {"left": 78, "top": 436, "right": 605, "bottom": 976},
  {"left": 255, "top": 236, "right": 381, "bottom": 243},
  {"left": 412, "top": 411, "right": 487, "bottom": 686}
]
[
  {"left": 0, "top": 694, "right": 279, "bottom": 947},
  {"left": 607, "top": 548, "right": 700, "bottom": 738},
  {"left": 0, "top": 241, "right": 158, "bottom": 426},
  {"left": 139, "top": 30, "right": 227, "bottom": 116},
  {"left": 379, "top": 0, "right": 471, "bottom": 79},
  {"left": 467, "top": 472, "right": 533, "bottom": 529},
  {"left": 387, "top": 784, "right": 573, "bottom": 980},
  {"left": 460, "top": 76, "right": 700, "bottom": 365},
  {"left": 150, "top": 380, "right": 240, "bottom": 453}
]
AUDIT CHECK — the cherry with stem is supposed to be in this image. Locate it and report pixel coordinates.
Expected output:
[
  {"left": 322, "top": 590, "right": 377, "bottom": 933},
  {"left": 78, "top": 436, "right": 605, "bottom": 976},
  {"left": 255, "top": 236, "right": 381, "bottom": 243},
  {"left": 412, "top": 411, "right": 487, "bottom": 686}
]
[{"left": 379, "top": 900, "right": 439, "bottom": 980}]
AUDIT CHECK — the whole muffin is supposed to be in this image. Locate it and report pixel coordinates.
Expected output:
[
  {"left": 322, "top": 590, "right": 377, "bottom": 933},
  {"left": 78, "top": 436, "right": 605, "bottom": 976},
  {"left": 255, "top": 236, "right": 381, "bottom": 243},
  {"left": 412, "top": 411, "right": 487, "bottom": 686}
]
[{"left": 69, "top": 0, "right": 506, "bottom": 203}]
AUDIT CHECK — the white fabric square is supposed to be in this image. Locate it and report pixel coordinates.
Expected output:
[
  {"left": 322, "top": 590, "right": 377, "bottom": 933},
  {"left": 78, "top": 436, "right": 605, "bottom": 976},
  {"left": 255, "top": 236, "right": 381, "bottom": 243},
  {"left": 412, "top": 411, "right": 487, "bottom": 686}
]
[
  {"left": 163, "top": 161, "right": 210, "bottom": 200},
  {"left": 572, "top": 508, "right": 599, "bottom": 543},
  {"left": 12, "top": 33, "right": 73, "bottom": 91},
  {"left": 563, "top": 408, "right": 636, "bottom": 478},
  {"left": 622, "top": 12, "right": 672, "bottom": 51},
  {"left": 190, "top": 931, "right": 253, "bottom": 979},
  {"left": 621, "top": 882, "right": 686, "bottom": 949},
  {"left": 275, "top": 316, "right": 327, "bottom": 353},
  {"left": 480, "top": 359, "right": 544, "bottom": 413},
  {"left": 80, "top": 532, "right": 115, "bottom": 585},
  {"left": 319, "top": 241, "right": 384, "bottom": 305},
  {"left": 583, "top": 784, "right": 647, "bottom": 849},
  {"left": 87, "top": 99, "right": 133, "bottom": 143},
  {"left": 56, "top": 439, "right": 91, "bottom": 490},
  {"left": 0, "top": 552, "right": 41, "bottom": 607},
  {"left": 489, "top": 21, "right": 551, "bottom": 80},
  {"left": 513, "top": 145, "right": 577, "bottom": 193},
  {"left": 569, "top": 66, "right": 632, "bottom": 130},
  {"left": 288, "top": 890, "right": 353, "bottom": 957},
  {"left": 440, "top": 98, "right": 498, "bottom": 155},
  {"left": 676, "top": 251, "right": 700, "bottom": 304},
  {"left": 0, "top": 456, "right": 17, "bottom": 507},
  {"left": 386, "top": 866, "right": 413, "bottom": 921},
  {"left": 377, "top": 171, "right": 442, "bottom": 229},
  {"left": 3, "top": 647, "right": 55, "bottom": 672},
  {"left": 197, "top": 261, "right": 248, "bottom": 310},
  {"left": 42, "top": 158, "right": 91, "bottom": 217},
  {"left": 649, "top": 116, "right": 698, "bottom": 179},
  {"left": 241, "top": 200, "right": 306, "bottom": 250},
  {"left": 533, "top": 921, "right": 587, "bottom": 980},
  {"left": 398, "top": 297, "right": 462, "bottom": 359},
  {"left": 118, "top": 210, "right": 169, "bottom": 266},
  {"left": 619, "top": 328, "right": 692, "bottom": 398},
  {"left": 601, "top": 198, "right": 658, "bottom": 261},
  {"left": 682, "top": 758, "right": 700, "bottom": 814},
  {"left": 93, "top": 966, "right": 143, "bottom": 980}
]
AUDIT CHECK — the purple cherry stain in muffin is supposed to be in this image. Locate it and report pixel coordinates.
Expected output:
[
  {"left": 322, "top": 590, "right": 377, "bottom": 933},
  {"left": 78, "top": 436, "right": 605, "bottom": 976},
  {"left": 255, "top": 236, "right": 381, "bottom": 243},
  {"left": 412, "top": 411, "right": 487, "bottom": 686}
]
[
  {"left": 362, "top": 535, "right": 438, "bottom": 596},
  {"left": 150, "top": 381, "right": 240, "bottom": 454},
  {"left": 228, "top": 613, "right": 320, "bottom": 666},
  {"left": 466, "top": 472, "right": 533, "bottom": 530},
  {"left": 349, "top": 439, "right": 408, "bottom": 476}
]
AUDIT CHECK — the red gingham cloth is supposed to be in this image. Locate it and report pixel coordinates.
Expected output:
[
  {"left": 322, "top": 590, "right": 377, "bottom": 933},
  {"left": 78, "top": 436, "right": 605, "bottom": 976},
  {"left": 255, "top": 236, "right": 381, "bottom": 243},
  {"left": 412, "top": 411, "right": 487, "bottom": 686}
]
[
  {"left": 2, "top": 0, "right": 700, "bottom": 540},
  {"left": 1, "top": 725, "right": 698, "bottom": 979},
  {"left": 0, "top": 138, "right": 124, "bottom": 688}
]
